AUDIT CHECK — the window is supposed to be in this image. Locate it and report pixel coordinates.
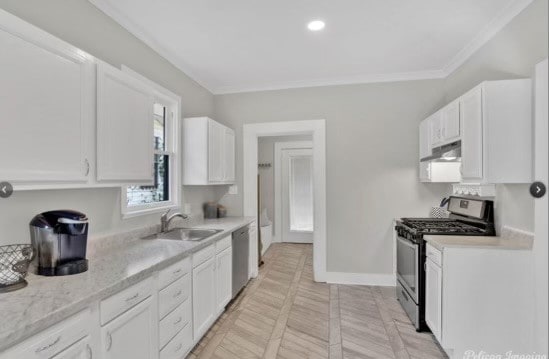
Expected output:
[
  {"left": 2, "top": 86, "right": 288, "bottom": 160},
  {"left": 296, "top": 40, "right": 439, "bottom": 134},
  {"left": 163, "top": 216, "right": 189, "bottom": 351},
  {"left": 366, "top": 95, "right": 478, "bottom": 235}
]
[{"left": 121, "top": 96, "right": 180, "bottom": 217}]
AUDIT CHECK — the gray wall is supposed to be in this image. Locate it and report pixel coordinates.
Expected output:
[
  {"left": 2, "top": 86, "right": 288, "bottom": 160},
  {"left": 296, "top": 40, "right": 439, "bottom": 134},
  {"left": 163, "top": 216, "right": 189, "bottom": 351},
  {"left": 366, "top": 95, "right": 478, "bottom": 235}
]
[
  {"left": 0, "top": 0, "right": 220, "bottom": 244},
  {"left": 216, "top": 81, "right": 451, "bottom": 274},
  {"left": 443, "top": 0, "right": 548, "bottom": 233},
  {"left": 215, "top": 0, "right": 548, "bottom": 274}
]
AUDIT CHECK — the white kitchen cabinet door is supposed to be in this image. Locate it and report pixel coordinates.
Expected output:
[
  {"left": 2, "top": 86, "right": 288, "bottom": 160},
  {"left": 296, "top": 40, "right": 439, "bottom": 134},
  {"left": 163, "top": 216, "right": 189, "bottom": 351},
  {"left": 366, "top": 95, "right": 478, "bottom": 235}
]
[
  {"left": 208, "top": 120, "right": 225, "bottom": 183},
  {"left": 419, "top": 118, "right": 431, "bottom": 182},
  {"left": 441, "top": 100, "right": 460, "bottom": 142},
  {"left": 216, "top": 246, "right": 233, "bottom": 314},
  {"left": 101, "top": 296, "right": 157, "bottom": 359},
  {"left": 425, "top": 258, "right": 443, "bottom": 342},
  {"left": 97, "top": 61, "right": 154, "bottom": 183},
  {"left": 430, "top": 112, "right": 443, "bottom": 147},
  {"left": 192, "top": 257, "right": 216, "bottom": 342},
  {"left": 50, "top": 336, "right": 93, "bottom": 359},
  {"left": 460, "top": 86, "right": 483, "bottom": 181},
  {"left": 0, "top": 10, "right": 94, "bottom": 186},
  {"left": 183, "top": 117, "right": 236, "bottom": 185},
  {"left": 224, "top": 128, "right": 236, "bottom": 182}
]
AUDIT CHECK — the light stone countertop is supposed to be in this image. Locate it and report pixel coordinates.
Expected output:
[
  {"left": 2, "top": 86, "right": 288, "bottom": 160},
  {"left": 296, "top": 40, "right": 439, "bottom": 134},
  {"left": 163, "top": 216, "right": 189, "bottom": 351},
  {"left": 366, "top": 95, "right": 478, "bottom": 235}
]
[
  {"left": 424, "top": 226, "right": 534, "bottom": 251},
  {"left": 0, "top": 216, "right": 255, "bottom": 352}
]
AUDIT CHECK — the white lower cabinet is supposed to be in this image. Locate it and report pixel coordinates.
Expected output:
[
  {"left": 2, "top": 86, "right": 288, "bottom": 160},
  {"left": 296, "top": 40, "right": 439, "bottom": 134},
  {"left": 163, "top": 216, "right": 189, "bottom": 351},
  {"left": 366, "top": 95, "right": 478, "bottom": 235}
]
[
  {"left": 0, "top": 309, "right": 94, "bottom": 359},
  {"left": 1, "top": 231, "right": 244, "bottom": 359},
  {"left": 424, "top": 243, "right": 536, "bottom": 358},
  {"left": 159, "top": 323, "right": 192, "bottom": 359},
  {"left": 157, "top": 256, "right": 193, "bottom": 357},
  {"left": 101, "top": 296, "right": 158, "bottom": 359},
  {"left": 425, "top": 254, "right": 442, "bottom": 342},
  {"left": 192, "top": 251, "right": 217, "bottom": 342},
  {"left": 215, "top": 237, "right": 233, "bottom": 314}
]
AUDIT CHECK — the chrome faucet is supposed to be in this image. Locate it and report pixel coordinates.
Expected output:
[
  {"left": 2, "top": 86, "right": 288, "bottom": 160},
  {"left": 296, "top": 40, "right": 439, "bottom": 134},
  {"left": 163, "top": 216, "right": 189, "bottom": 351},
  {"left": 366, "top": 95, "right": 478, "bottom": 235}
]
[{"left": 160, "top": 209, "right": 188, "bottom": 232}]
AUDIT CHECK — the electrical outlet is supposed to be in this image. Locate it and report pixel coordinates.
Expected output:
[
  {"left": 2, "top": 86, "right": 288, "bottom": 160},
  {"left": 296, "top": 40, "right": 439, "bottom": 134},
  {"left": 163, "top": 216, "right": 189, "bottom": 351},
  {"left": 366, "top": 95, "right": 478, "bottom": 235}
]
[{"left": 228, "top": 185, "right": 238, "bottom": 195}]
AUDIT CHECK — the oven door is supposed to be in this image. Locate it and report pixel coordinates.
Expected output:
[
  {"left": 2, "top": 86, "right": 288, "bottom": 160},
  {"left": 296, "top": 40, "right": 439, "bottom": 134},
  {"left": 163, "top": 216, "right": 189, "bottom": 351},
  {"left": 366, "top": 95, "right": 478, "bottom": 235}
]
[{"left": 396, "top": 236, "right": 419, "bottom": 303}]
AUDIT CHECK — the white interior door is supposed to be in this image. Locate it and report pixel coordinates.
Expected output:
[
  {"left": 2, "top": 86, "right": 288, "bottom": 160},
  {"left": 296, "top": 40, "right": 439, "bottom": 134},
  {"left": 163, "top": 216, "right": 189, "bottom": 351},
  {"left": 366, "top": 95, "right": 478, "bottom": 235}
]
[
  {"left": 534, "top": 58, "right": 548, "bottom": 355},
  {"left": 281, "top": 149, "right": 314, "bottom": 243}
]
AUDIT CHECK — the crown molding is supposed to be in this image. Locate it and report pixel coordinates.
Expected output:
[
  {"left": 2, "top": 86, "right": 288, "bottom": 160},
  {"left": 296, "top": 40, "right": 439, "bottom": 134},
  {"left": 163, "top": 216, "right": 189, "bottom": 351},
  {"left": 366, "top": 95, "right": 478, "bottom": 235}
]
[
  {"left": 443, "top": 0, "right": 534, "bottom": 75},
  {"left": 89, "top": 0, "right": 534, "bottom": 95},
  {"left": 87, "top": 0, "right": 216, "bottom": 92},
  {"left": 212, "top": 69, "right": 447, "bottom": 94}
]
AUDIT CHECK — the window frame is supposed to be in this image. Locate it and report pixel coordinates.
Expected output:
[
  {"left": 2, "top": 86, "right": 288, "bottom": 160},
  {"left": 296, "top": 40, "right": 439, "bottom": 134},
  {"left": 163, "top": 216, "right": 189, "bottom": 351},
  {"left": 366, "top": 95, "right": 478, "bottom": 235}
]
[{"left": 120, "top": 66, "right": 181, "bottom": 218}]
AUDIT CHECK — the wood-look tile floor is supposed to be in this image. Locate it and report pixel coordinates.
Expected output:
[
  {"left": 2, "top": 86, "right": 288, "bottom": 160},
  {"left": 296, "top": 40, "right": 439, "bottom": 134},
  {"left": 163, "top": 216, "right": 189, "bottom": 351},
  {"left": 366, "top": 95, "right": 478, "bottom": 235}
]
[{"left": 187, "top": 243, "right": 447, "bottom": 359}]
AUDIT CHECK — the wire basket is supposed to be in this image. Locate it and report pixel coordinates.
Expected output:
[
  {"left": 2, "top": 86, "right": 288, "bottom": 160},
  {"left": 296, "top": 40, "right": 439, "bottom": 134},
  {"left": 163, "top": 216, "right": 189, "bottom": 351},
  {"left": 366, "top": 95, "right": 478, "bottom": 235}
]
[{"left": 0, "top": 244, "right": 34, "bottom": 293}]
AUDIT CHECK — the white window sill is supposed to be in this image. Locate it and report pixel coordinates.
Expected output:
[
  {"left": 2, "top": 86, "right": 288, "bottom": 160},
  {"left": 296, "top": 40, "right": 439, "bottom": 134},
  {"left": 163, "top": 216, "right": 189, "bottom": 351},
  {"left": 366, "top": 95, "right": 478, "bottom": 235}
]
[{"left": 122, "top": 202, "right": 180, "bottom": 219}]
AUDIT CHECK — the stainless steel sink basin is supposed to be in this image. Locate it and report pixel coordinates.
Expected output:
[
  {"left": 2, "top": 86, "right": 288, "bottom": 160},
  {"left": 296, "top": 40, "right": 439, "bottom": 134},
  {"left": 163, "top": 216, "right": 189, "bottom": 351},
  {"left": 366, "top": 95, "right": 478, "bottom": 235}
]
[{"left": 143, "top": 228, "right": 223, "bottom": 241}]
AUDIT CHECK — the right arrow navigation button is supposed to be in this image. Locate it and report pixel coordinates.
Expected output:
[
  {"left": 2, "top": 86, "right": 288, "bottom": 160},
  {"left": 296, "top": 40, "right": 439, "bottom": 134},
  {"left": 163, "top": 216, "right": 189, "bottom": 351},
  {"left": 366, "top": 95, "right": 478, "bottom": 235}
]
[{"left": 530, "top": 181, "right": 547, "bottom": 198}]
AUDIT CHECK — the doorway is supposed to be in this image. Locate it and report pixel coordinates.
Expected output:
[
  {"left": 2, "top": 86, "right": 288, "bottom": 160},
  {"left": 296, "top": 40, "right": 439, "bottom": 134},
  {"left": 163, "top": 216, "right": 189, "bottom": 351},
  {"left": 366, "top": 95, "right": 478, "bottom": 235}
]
[
  {"left": 275, "top": 142, "right": 313, "bottom": 243},
  {"left": 243, "top": 120, "right": 327, "bottom": 282}
]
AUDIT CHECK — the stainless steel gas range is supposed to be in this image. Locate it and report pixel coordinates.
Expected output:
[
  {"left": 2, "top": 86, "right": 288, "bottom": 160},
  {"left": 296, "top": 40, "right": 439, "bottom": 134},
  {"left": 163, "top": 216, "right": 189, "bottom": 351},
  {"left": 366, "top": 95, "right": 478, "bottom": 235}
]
[{"left": 395, "top": 196, "right": 495, "bottom": 331}]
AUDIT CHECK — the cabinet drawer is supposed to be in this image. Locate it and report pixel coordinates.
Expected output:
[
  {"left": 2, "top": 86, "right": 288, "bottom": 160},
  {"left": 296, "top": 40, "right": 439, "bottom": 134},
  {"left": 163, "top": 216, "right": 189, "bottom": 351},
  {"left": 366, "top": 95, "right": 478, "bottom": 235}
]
[
  {"left": 426, "top": 244, "right": 442, "bottom": 267},
  {"left": 159, "top": 299, "right": 191, "bottom": 349},
  {"left": 192, "top": 244, "right": 215, "bottom": 268},
  {"left": 2, "top": 309, "right": 91, "bottom": 359},
  {"left": 159, "top": 274, "right": 190, "bottom": 319},
  {"left": 158, "top": 256, "right": 191, "bottom": 290},
  {"left": 100, "top": 276, "right": 153, "bottom": 325},
  {"left": 160, "top": 323, "right": 192, "bottom": 359},
  {"left": 215, "top": 234, "right": 231, "bottom": 253},
  {"left": 50, "top": 335, "right": 92, "bottom": 359}
]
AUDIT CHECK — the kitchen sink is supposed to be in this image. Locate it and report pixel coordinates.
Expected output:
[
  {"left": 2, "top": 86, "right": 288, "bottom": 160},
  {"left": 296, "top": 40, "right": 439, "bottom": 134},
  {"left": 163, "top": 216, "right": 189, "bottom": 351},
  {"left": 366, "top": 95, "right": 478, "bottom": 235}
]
[{"left": 143, "top": 228, "right": 223, "bottom": 241}]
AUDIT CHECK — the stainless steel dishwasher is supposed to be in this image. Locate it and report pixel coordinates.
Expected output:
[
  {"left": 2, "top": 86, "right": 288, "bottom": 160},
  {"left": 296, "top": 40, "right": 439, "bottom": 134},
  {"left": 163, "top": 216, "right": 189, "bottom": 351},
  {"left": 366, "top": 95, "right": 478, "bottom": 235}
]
[{"left": 232, "top": 226, "right": 249, "bottom": 298}]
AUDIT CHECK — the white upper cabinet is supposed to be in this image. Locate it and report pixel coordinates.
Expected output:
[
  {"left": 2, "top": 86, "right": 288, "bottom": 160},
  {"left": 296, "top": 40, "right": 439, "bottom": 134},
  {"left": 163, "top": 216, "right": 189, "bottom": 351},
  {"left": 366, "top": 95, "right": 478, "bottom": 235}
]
[
  {"left": 440, "top": 100, "right": 460, "bottom": 143},
  {"left": 420, "top": 79, "right": 532, "bottom": 185},
  {"left": 429, "top": 111, "right": 443, "bottom": 147},
  {"left": 208, "top": 120, "right": 225, "bottom": 182},
  {"left": 460, "top": 80, "right": 532, "bottom": 184},
  {"left": 419, "top": 118, "right": 431, "bottom": 182},
  {"left": 460, "top": 86, "right": 484, "bottom": 181},
  {"left": 183, "top": 117, "right": 236, "bottom": 185},
  {"left": 430, "top": 101, "right": 460, "bottom": 148},
  {"left": 224, "top": 128, "right": 236, "bottom": 182},
  {"left": 96, "top": 61, "right": 155, "bottom": 184},
  {"left": 0, "top": 10, "right": 94, "bottom": 187}
]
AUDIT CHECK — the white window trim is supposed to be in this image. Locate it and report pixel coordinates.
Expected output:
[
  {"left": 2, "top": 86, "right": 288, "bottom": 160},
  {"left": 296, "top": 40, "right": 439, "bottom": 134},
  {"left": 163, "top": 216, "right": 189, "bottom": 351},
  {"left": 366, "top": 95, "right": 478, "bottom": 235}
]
[{"left": 120, "top": 66, "right": 182, "bottom": 218}]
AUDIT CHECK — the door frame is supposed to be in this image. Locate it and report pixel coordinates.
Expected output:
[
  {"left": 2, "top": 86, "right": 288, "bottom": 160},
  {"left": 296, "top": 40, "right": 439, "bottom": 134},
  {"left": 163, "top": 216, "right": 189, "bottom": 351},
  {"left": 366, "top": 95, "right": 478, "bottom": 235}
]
[
  {"left": 243, "top": 120, "right": 327, "bottom": 282},
  {"left": 274, "top": 141, "right": 313, "bottom": 244}
]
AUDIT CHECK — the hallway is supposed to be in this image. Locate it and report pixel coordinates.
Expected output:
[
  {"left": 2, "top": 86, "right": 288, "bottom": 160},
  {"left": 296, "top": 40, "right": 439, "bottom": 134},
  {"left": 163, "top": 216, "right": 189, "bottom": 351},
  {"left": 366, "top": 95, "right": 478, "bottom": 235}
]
[{"left": 189, "top": 243, "right": 446, "bottom": 359}]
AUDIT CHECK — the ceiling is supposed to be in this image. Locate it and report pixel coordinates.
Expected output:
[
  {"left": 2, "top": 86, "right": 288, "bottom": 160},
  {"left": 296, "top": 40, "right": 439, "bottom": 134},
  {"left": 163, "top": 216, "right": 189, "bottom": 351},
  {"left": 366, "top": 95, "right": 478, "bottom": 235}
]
[{"left": 89, "top": 0, "right": 532, "bottom": 94}]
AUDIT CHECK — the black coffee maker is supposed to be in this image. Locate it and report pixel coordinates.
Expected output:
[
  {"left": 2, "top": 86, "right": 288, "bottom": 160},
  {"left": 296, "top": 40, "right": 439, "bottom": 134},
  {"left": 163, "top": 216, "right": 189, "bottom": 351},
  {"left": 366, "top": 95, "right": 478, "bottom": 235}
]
[{"left": 29, "top": 210, "right": 89, "bottom": 276}]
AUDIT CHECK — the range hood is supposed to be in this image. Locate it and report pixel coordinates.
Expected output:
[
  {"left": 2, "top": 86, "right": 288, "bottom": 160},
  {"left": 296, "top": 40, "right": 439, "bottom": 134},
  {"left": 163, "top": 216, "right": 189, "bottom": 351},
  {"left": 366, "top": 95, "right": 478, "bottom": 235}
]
[{"left": 421, "top": 141, "right": 461, "bottom": 162}]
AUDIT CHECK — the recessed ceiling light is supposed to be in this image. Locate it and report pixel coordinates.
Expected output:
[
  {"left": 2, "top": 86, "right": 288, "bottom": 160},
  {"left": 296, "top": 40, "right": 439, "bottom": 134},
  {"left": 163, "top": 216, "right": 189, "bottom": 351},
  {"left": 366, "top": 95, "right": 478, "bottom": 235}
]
[{"left": 307, "top": 20, "right": 325, "bottom": 31}]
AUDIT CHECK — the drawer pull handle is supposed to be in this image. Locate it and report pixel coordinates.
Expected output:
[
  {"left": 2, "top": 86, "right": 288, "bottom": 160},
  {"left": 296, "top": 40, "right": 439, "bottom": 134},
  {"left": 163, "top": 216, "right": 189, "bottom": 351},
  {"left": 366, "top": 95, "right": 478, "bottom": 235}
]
[
  {"left": 175, "top": 343, "right": 183, "bottom": 352},
  {"left": 86, "top": 344, "right": 93, "bottom": 359},
  {"left": 106, "top": 332, "right": 113, "bottom": 351},
  {"left": 174, "top": 316, "right": 182, "bottom": 325},
  {"left": 35, "top": 336, "right": 61, "bottom": 353},
  {"left": 173, "top": 269, "right": 182, "bottom": 275},
  {"left": 125, "top": 293, "right": 139, "bottom": 302},
  {"left": 173, "top": 290, "right": 182, "bottom": 298}
]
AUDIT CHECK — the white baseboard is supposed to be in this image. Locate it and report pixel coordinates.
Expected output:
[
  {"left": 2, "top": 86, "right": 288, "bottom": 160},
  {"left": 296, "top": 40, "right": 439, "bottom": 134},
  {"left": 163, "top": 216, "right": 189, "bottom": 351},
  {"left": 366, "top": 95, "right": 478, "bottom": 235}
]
[{"left": 326, "top": 272, "right": 396, "bottom": 286}]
